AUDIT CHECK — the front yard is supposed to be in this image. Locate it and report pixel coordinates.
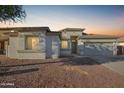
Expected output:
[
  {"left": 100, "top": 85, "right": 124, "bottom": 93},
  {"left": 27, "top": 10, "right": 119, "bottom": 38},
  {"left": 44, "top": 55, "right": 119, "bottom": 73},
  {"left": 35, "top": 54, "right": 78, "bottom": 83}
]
[{"left": 0, "top": 55, "right": 124, "bottom": 88}]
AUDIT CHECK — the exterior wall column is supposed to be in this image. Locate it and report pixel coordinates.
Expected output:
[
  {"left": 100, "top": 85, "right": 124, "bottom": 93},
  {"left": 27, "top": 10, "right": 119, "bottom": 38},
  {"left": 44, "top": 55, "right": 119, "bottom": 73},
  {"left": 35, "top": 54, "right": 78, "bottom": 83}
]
[
  {"left": 39, "top": 32, "right": 46, "bottom": 59},
  {"left": 52, "top": 36, "right": 60, "bottom": 59},
  {"left": 113, "top": 41, "right": 118, "bottom": 55}
]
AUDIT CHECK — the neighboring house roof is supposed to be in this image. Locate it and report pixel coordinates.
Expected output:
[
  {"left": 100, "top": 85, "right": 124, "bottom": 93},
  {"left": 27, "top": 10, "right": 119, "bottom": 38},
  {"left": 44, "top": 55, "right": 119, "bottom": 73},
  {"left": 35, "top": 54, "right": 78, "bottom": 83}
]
[
  {"left": 79, "top": 34, "right": 119, "bottom": 39},
  {"left": 117, "top": 37, "right": 124, "bottom": 42},
  {"left": 59, "top": 28, "right": 85, "bottom": 32}
]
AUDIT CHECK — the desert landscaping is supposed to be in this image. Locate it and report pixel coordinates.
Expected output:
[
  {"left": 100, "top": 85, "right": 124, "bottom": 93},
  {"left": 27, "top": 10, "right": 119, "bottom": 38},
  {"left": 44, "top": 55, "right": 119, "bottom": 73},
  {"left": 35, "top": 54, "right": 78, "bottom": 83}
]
[{"left": 0, "top": 55, "right": 124, "bottom": 88}]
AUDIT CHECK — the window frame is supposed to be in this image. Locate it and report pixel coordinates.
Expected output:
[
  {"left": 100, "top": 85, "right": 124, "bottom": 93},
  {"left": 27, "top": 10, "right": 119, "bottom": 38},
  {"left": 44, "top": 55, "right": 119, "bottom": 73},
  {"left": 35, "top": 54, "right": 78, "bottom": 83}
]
[
  {"left": 61, "top": 40, "right": 69, "bottom": 49},
  {"left": 25, "top": 35, "right": 40, "bottom": 50}
]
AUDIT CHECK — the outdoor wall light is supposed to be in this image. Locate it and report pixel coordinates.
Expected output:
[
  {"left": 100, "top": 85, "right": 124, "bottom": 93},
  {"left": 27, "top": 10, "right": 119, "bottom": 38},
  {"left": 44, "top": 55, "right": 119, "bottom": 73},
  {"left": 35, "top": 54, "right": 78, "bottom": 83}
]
[{"left": 10, "top": 30, "right": 14, "bottom": 32}]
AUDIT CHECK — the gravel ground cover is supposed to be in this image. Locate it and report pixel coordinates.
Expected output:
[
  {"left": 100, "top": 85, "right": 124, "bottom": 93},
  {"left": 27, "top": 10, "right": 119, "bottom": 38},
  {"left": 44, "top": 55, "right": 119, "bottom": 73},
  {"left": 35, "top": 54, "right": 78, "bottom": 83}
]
[{"left": 0, "top": 55, "right": 124, "bottom": 88}]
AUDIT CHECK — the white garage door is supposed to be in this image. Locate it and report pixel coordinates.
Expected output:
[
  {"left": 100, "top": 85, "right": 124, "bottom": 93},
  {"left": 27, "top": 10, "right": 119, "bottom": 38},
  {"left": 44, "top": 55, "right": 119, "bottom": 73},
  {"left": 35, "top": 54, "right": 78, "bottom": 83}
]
[{"left": 84, "top": 42, "right": 114, "bottom": 56}]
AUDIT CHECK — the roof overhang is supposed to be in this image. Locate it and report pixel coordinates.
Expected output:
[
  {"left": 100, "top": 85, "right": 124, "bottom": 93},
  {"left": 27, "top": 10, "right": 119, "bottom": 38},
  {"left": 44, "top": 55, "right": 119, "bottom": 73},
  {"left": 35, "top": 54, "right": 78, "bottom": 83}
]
[
  {"left": 47, "top": 31, "right": 61, "bottom": 36},
  {"left": 59, "top": 28, "right": 85, "bottom": 32},
  {"left": 0, "top": 26, "right": 50, "bottom": 32},
  {"left": 79, "top": 35, "right": 119, "bottom": 39}
]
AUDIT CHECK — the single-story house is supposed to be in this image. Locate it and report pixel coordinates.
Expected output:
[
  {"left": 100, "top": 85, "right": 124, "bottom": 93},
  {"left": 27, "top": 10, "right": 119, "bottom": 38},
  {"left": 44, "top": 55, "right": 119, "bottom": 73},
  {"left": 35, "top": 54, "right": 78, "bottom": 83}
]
[
  {"left": 0, "top": 26, "right": 122, "bottom": 59},
  {"left": 60, "top": 28, "right": 118, "bottom": 56},
  {"left": 0, "top": 27, "right": 60, "bottom": 59}
]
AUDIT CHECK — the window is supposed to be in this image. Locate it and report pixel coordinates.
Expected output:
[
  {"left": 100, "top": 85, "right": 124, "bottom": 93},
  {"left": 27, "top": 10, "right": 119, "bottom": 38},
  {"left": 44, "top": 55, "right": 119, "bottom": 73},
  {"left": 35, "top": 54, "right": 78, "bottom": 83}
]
[
  {"left": 61, "top": 40, "right": 68, "bottom": 49},
  {"left": 26, "top": 36, "right": 40, "bottom": 50}
]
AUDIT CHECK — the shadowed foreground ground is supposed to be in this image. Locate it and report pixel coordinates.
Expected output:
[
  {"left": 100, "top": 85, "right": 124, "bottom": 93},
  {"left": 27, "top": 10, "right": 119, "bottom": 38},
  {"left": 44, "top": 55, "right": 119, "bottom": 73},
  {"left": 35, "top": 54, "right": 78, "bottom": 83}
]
[{"left": 0, "top": 55, "right": 124, "bottom": 88}]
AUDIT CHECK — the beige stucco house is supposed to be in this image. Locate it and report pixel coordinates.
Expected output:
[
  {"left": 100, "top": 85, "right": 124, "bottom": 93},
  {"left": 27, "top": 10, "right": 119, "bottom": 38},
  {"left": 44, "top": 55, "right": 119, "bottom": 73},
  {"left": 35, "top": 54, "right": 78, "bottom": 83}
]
[
  {"left": 60, "top": 28, "right": 118, "bottom": 56},
  {"left": 0, "top": 27, "right": 60, "bottom": 59},
  {"left": 0, "top": 26, "right": 122, "bottom": 59}
]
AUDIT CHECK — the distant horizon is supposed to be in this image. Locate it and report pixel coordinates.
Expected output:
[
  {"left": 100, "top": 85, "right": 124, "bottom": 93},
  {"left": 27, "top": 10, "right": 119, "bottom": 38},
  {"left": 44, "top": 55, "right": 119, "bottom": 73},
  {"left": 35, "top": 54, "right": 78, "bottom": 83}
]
[{"left": 0, "top": 5, "right": 124, "bottom": 36}]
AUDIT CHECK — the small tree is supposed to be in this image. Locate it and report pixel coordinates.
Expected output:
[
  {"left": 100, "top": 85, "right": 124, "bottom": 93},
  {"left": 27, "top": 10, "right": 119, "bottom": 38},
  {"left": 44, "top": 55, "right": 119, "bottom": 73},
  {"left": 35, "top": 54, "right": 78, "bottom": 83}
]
[
  {"left": 0, "top": 6, "right": 26, "bottom": 63},
  {"left": 0, "top": 5, "right": 26, "bottom": 23}
]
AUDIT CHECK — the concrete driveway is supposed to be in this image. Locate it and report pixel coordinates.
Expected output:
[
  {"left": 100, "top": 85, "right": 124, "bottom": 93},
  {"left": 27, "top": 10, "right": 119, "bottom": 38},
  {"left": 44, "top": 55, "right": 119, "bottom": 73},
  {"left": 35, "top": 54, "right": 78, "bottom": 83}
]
[
  {"left": 103, "top": 61, "right": 124, "bottom": 75},
  {"left": 90, "top": 55, "right": 124, "bottom": 75}
]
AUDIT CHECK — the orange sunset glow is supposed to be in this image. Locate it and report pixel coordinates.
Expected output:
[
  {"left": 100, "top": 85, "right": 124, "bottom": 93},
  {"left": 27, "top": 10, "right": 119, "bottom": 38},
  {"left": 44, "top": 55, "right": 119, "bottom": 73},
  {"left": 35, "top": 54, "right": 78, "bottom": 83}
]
[{"left": 0, "top": 5, "right": 124, "bottom": 36}]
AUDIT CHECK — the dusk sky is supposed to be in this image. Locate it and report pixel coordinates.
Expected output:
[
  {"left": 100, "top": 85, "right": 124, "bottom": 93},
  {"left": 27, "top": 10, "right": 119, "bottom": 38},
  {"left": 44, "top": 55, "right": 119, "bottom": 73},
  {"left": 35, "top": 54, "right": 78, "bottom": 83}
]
[{"left": 0, "top": 5, "right": 124, "bottom": 36}]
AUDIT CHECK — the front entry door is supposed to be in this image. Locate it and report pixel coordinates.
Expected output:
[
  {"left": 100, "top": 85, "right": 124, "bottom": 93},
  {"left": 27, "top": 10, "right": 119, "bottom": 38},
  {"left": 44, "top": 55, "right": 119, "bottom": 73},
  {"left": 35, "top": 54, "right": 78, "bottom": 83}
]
[
  {"left": 71, "top": 36, "right": 77, "bottom": 54},
  {"left": 117, "top": 46, "right": 124, "bottom": 55}
]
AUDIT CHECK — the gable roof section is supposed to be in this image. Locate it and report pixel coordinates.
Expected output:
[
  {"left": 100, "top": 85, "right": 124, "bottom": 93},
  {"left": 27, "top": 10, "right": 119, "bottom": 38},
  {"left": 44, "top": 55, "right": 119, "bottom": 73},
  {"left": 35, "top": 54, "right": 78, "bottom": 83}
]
[{"left": 59, "top": 28, "right": 85, "bottom": 32}]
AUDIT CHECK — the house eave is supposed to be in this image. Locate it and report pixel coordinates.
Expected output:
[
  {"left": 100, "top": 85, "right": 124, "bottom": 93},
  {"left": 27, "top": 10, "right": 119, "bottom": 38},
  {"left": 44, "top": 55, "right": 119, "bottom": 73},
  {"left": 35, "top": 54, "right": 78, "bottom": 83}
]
[
  {"left": 59, "top": 28, "right": 85, "bottom": 32},
  {"left": 0, "top": 26, "right": 50, "bottom": 32},
  {"left": 47, "top": 31, "right": 61, "bottom": 35},
  {"left": 79, "top": 35, "right": 119, "bottom": 39}
]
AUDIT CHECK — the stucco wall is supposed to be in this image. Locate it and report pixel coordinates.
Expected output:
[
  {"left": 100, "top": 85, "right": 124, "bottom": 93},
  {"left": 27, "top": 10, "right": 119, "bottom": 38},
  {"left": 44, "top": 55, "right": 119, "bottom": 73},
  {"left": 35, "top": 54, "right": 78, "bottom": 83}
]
[
  {"left": 46, "top": 36, "right": 52, "bottom": 58},
  {"left": 8, "top": 37, "right": 18, "bottom": 58},
  {"left": 8, "top": 31, "right": 47, "bottom": 59},
  {"left": 18, "top": 51, "right": 46, "bottom": 59},
  {"left": 46, "top": 35, "right": 60, "bottom": 59},
  {"left": 60, "top": 49, "right": 71, "bottom": 56},
  {"left": 60, "top": 31, "right": 83, "bottom": 56},
  {"left": 5, "top": 41, "right": 9, "bottom": 55},
  {"left": 60, "top": 40, "right": 72, "bottom": 56},
  {"left": 7, "top": 31, "right": 60, "bottom": 59},
  {"left": 61, "top": 31, "right": 82, "bottom": 39},
  {"left": 18, "top": 31, "right": 46, "bottom": 59}
]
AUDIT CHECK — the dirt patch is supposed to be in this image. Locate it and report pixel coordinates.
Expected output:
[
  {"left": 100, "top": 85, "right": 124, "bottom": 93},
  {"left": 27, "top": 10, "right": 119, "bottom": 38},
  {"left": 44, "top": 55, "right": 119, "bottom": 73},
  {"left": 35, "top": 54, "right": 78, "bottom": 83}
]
[
  {"left": 0, "top": 55, "right": 124, "bottom": 88},
  {"left": 63, "top": 65, "right": 89, "bottom": 75}
]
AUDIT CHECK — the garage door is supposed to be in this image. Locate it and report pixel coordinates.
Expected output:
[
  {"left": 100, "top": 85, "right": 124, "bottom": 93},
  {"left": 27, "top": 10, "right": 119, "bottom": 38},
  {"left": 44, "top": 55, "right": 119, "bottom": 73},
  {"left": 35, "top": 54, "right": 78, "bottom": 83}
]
[{"left": 84, "top": 42, "right": 114, "bottom": 56}]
